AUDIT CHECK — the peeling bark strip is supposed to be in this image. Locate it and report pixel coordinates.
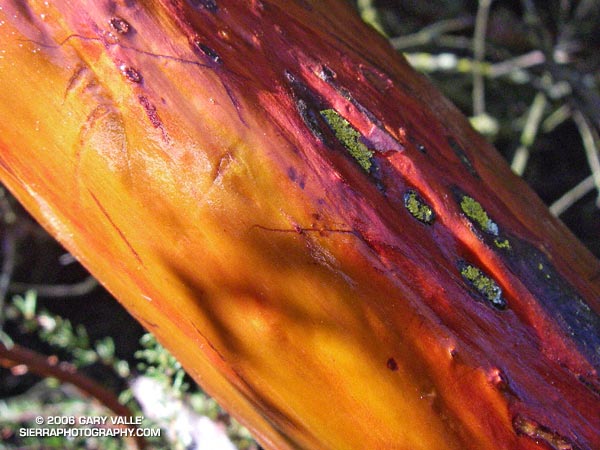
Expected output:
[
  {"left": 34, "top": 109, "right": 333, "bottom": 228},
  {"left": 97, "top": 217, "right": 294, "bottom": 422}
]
[{"left": 0, "top": 1, "right": 599, "bottom": 450}]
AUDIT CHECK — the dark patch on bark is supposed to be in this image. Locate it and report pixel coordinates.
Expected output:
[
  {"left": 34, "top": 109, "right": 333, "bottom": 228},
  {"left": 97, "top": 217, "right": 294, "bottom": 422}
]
[
  {"left": 285, "top": 71, "right": 328, "bottom": 143},
  {"left": 109, "top": 17, "right": 131, "bottom": 35},
  {"left": 193, "top": 39, "right": 223, "bottom": 65},
  {"left": 189, "top": 0, "right": 218, "bottom": 13},
  {"left": 500, "top": 236, "right": 600, "bottom": 372},
  {"left": 386, "top": 357, "right": 398, "bottom": 371},
  {"left": 120, "top": 64, "right": 142, "bottom": 83},
  {"left": 447, "top": 137, "right": 479, "bottom": 178}
]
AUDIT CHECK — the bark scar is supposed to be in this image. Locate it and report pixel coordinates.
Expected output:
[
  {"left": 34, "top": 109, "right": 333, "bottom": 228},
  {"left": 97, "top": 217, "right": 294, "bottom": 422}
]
[
  {"left": 138, "top": 95, "right": 170, "bottom": 143},
  {"left": 64, "top": 64, "right": 88, "bottom": 100}
]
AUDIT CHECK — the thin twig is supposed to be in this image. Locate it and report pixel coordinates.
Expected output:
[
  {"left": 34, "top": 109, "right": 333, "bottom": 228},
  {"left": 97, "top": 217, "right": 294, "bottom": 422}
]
[
  {"left": 556, "top": 0, "right": 570, "bottom": 30},
  {"left": 9, "top": 275, "right": 98, "bottom": 298},
  {"left": 0, "top": 342, "right": 145, "bottom": 449},
  {"left": 488, "top": 50, "right": 545, "bottom": 78},
  {"left": 572, "top": 110, "right": 600, "bottom": 207},
  {"left": 549, "top": 175, "right": 596, "bottom": 216},
  {"left": 390, "top": 17, "right": 473, "bottom": 50},
  {"left": 0, "top": 187, "right": 17, "bottom": 332},
  {"left": 0, "top": 228, "right": 16, "bottom": 323},
  {"left": 511, "top": 91, "right": 548, "bottom": 175},
  {"left": 472, "top": 0, "right": 493, "bottom": 116},
  {"left": 0, "top": 186, "right": 16, "bottom": 225},
  {"left": 434, "top": 35, "right": 476, "bottom": 52},
  {"left": 357, "top": 0, "right": 386, "bottom": 36},
  {"left": 520, "top": 0, "right": 555, "bottom": 57},
  {"left": 542, "top": 104, "right": 572, "bottom": 133}
]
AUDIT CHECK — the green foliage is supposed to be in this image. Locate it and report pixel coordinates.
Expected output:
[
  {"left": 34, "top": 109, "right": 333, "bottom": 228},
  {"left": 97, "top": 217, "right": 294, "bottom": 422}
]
[
  {"left": 1, "top": 292, "right": 256, "bottom": 449},
  {"left": 7, "top": 290, "right": 128, "bottom": 373},
  {"left": 0, "top": 381, "right": 131, "bottom": 450},
  {"left": 356, "top": 0, "right": 387, "bottom": 36},
  {"left": 135, "top": 333, "right": 188, "bottom": 394},
  {"left": 132, "top": 333, "right": 258, "bottom": 449}
]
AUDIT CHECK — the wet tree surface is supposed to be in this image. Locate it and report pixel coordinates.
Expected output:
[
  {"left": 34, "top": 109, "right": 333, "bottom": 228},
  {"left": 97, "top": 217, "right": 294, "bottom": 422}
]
[{"left": 0, "top": 1, "right": 599, "bottom": 449}]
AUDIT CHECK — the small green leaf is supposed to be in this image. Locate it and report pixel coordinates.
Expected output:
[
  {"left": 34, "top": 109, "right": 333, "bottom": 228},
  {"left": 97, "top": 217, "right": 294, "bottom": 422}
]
[{"left": 95, "top": 337, "right": 116, "bottom": 363}]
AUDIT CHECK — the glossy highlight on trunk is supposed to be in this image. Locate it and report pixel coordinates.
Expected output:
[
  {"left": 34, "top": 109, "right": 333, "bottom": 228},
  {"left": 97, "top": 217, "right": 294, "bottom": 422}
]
[{"left": 0, "top": 1, "right": 599, "bottom": 449}]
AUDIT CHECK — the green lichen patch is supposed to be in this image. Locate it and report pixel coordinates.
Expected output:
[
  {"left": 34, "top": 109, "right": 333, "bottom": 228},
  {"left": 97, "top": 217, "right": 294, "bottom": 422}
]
[
  {"left": 459, "top": 262, "right": 506, "bottom": 310},
  {"left": 404, "top": 190, "right": 435, "bottom": 224},
  {"left": 320, "top": 109, "right": 373, "bottom": 172},
  {"left": 494, "top": 238, "right": 511, "bottom": 250},
  {"left": 460, "top": 195, "right": 498, "bottom": 236}
]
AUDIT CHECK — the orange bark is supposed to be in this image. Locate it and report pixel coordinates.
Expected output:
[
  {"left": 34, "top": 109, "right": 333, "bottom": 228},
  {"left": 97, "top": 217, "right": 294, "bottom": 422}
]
[{"left": 0, "top": 1, "right": 599, "bottom": 449}]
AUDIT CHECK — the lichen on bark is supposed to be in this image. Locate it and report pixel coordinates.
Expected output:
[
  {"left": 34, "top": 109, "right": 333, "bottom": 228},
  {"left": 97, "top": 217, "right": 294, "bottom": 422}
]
[{"left": 320, "top": 109, "right": 373, "bottom": 171}]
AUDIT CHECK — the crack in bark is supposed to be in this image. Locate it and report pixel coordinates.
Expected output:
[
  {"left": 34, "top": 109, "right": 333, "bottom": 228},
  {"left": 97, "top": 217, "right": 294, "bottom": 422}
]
[
  {"left": 20, "top": 35, "right": 212, "bottom": 70},
  {"left": 221, "top": 79, "right": 248, "bottom": 127},
  {"left": 251, "top": 224, "right": 356, "bottom": 236},
  {"left": 88, "top": 189, "right": 143, "bottom": 266}
]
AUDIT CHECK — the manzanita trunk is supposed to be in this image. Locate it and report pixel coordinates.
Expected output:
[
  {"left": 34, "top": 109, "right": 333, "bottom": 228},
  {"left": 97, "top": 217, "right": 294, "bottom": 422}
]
[{"left": 1, "top": 1, "right": 599, "bottom": 449}]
